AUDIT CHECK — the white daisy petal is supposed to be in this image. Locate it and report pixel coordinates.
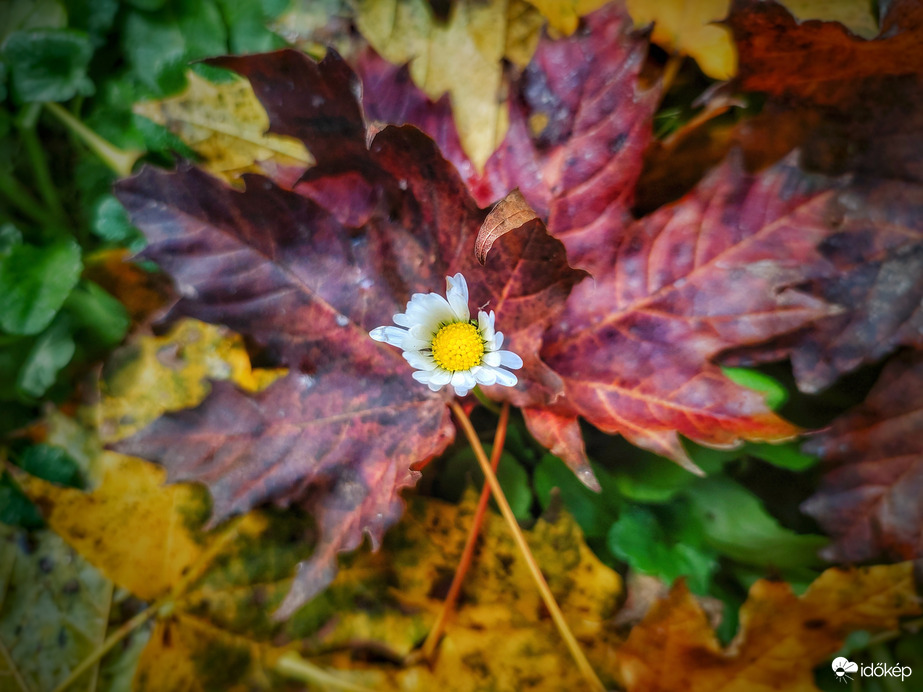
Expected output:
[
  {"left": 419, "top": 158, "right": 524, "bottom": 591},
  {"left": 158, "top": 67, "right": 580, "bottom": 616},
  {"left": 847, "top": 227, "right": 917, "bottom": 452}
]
[
  {"left": 403, "top": 351, "right": 437, "bottom": 371},
  {"left": 370, "top": 274, "right": 522, "bottom": 397},
  {"left": 482, "top": 351, "right": 501, "bottom": 367},
  {"left": 429, "top": 369, "right": 452, "bottom": 386},
  {"left": 412, "top": 370, "right": 433, "bottom": 384},
  {"left": 370, "top": 325, "right": 408, "bottom": 347},
  {"left": 446, "top": 274, "right": 470, "bottom": 321},
  {"left": 402, "top": 336, "right": 430, "bottom": 350},
  {"left": 472, "top": 366, "right": 498, "bottom": 386},
  {"left": 492, "top": 368, "right": 518, "bottom": 387},
  {"left": 498, "top": 350, "right": 523, "bottom": 369}
]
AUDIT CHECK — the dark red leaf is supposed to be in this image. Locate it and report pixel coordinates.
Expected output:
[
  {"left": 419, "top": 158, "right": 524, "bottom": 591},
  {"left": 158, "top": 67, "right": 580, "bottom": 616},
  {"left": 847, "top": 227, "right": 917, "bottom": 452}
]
[
  {"left": 802, "top": 351, "right": 923, "bottom": 563},
  {"left": 357, "top": 3, "right": 660, "bottom": 275},
  {"left": 534, "top": 154, "right": 853, "bottom": 471},
  {"left": 114, "top": 50, "right": 585, "bottom": 616},
  {"left": 725, "top": 181, "right": 923, "bottom": 392}
]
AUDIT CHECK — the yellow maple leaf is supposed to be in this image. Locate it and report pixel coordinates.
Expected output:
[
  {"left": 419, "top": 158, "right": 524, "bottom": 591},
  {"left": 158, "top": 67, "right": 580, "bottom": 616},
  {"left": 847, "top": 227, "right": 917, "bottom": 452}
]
[
  {"left": 134, "top": 71, "right": 312, "bottom": 184},
  {"left": 353, "top": 0, "right": 545, "bottom": 171}
]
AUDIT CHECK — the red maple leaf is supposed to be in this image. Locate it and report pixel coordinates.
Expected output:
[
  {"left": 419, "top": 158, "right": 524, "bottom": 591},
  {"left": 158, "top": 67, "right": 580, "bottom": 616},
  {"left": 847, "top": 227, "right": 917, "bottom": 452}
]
[
  {"left": 113, "top": 50, "right": 585, "bottom": 617},
  {"left": 523, "top": 153, "right": 857, "bottom": 475},
  {"left": 357, "top": 3, "right": 660, "bottom": 275}
]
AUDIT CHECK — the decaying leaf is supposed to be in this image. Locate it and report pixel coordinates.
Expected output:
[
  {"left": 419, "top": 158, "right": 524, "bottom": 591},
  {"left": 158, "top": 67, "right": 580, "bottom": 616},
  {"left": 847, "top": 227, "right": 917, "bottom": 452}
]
[
  {"left": 731, "top": 0, "right": 921, "bottom": 107},
  {"left": 0, "top": 526, "right": 111, "bottom": 692},
  {"left": 13, "top": 442, "right": 624, "bottom": 692},
  {"left": 625, "top": 0, "right": 736, "bottom": 79},
  {"left": 530, "top": 153, "right": 852, "bottom": 473},
  {"left": 475, "top": 188, "right": 539, "bottom": 264},
  {"left": 114, "top": 49, "right": 586, "bottom": 616},
  {"left": 729, "top": 0, "right": 923, "bottom": 183},
  {"left": 305, "top": 493, "right": 625, "bottom": 691},
  {"left": 134, "top": 71, "right": 312, "bottom": 184},
  {"left": 725, "top": 181, "right": 923, "bottom": 393},
  {"left": 358, "top": 3, "right": 660, "bottom": 275},
  {"left": 96, "top": 318, "right": 285, "bottom": 442},
  {"left": 615, "top": 563, "right": 922, "bottom": 691},
  {"left": 10, "top": 458, "right": 212, "bottom": 600},
  {"left": 354, "top": 0, "right": 545, "bottom": 171},
  {"left": 802, "top": 351, "right": 923, "bottom": 563},
  {"left": 625, "top": 0, "right": 878, "bottom": 82}
]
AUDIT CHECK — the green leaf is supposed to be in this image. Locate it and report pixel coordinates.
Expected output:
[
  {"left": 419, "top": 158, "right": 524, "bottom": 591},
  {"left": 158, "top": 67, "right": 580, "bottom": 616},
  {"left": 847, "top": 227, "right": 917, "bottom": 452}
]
[
  {"left": 2, "top": 28, "right": 95, "bottom": 102},
  {"left": 533, "top": 454, "right": 619, "bottom": 539},
  {"left": 721, "top": 366, "right": 789, "bottom": 410},
  {"left": 683, "top": 476, "right": 827, "bottom": 568},
  {"left": 91, "top": 195, "right": 145, "bottom": 247},
  {"left": 215, "top": 0, "right": 287, "bottom": 53},
  {"left": 744, "top": 441, "right": 817, "bottom": 471},
  {"left": 436, "top": 448, "right": 532, "bottom": 521},
  {"left": 0, "top": 337, "right": 32, "bottom": 401},
  {"left": 611, "top": 452, "right": 700, "bottom": 503},
  {"left": 16, "top": 317, "right": 76, "bottom": 398},
  {"left": 121, "top": 0, "right": 228, "bottom": 96},
  {"left": 63, "top": 280, "right": 130, "bottom": 348},
  {"left": 0, "top": 0, "right": 67, "bottom": 43},
  {"left": 0, "top": 223, "right": 21, "bottom": 253},
  {"left": 21, "top": 443, "right": 82, "bottom": 487},
  {"left": 0, "top": 475, "right": 44, "bottom": 527},
  {"left": 0, "top": 238, "right": 82, "bottom": 335},
  {"left": 62, "top": 0, "right": 119, "bottom": 45},
  {"left": 607, "top": 504, "right": 717, "bottom": 593}
]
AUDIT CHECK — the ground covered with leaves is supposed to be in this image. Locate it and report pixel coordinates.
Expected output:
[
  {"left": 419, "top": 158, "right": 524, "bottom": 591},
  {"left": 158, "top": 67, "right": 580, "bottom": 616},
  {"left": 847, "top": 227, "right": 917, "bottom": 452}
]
[{"left": 2, "top": 0, "right": 923, "bottom": 691}]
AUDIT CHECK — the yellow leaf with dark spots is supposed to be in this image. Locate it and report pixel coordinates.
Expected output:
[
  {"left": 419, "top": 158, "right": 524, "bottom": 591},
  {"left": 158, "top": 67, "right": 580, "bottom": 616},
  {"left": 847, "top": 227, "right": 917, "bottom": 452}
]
[{"left": 134, "top": 71, "right": 312, "bottom": 183}]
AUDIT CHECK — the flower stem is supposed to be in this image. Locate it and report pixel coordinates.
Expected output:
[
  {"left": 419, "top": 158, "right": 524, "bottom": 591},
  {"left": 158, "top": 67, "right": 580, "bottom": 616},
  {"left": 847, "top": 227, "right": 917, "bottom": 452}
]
[
  {"left": 472, "top": 385, "right": 501, "bottom": 414},
  {"left": 44, "top": 102, "right": 143, "bottom": 177},
  {"left": 421, "top": 401, "right": 510, "bottom": 660},
  {"left": 448, "top": 400, "right": 606, "bottom": 692},
  {"left": 52, "top": 599, "right": 160, "bottom": 692}
]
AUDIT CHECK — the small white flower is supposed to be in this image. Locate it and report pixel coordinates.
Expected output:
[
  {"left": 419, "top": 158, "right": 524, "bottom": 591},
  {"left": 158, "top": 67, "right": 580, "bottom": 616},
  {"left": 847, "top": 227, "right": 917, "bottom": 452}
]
[{"left": 370, "top": 273, "right": 523, "bottom": 397}]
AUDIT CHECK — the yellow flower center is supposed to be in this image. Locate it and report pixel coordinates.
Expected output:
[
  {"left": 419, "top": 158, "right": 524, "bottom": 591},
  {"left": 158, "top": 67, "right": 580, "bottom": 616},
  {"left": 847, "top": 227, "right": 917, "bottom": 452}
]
[{"left": 431, "top": 322, "right": 484, "bottom": 372}]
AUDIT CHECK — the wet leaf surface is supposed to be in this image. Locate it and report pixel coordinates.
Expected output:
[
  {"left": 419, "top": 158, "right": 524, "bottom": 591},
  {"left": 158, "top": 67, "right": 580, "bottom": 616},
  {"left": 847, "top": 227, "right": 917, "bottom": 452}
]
[{"left": 802, "top": 351, "right": 923, "bottom": 563}]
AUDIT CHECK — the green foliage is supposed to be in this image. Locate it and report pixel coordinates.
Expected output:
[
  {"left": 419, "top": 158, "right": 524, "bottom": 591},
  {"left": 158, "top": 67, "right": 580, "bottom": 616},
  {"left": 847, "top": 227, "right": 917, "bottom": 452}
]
[
  {"left": 0, "top": 237, "right": 82, "bottom": 335},
  {"left": 2, "top": 29, "right": 95, "bottom": 103},
  {"left": 0, "top": 0, "right": 290, "bottom": 430}
]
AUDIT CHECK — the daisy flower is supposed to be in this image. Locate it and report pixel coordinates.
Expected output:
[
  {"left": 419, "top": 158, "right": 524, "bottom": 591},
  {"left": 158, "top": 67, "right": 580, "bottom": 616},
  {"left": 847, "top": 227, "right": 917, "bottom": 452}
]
[{"left": 370, "top": 273, "right": 523, "bottom": 397}]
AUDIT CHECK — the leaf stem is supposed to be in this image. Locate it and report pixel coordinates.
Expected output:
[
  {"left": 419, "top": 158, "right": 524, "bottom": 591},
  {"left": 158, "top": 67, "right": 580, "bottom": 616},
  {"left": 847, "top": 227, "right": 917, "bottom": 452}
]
[
  {"left": 421, "top": 401, "right": 510, "bottom": 660},
  {"left": 0, "top": 170, "right": 55, "bottom": 226},
  {"left": 51, "top": 599, "right": 160, "bottom": 692},
  {"left": 274, "top": 651, "right": 378, "bottom": 692},
  {"left": 448, "top": 400, "right": 606, "bottom": 692},
  {"left": 44, "top": 103, "right": 143, "bottom": 178},
  {"left": 0, "top": 636, "right": 31, "bottom": 692},
  {"left": 17, "top": 106, "right": 67, "bottom": 225}
]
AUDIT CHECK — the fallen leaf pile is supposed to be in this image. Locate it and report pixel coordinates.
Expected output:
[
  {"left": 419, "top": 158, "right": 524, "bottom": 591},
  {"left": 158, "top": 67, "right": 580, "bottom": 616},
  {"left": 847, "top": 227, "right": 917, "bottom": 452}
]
[{"left": 4, "top": 0, "right": 923, "bottom": 689}]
